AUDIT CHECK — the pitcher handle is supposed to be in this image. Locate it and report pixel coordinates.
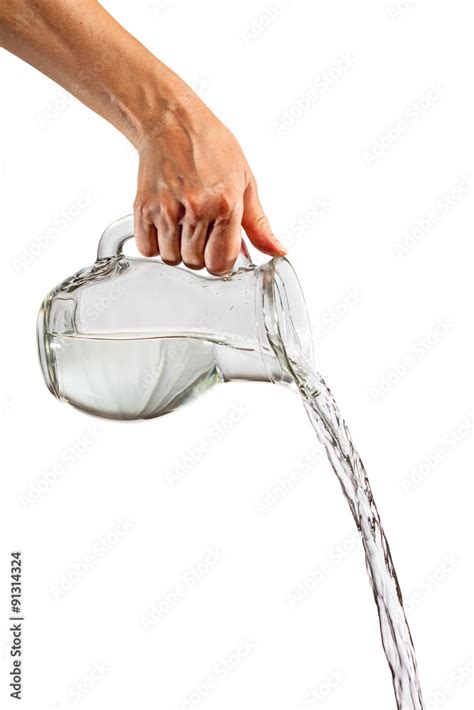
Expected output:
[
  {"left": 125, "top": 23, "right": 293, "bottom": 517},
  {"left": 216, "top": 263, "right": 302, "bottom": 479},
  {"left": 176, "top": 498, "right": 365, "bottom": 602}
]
[{"left": 97, "top": 214, "right": 252, "bottom": 270}]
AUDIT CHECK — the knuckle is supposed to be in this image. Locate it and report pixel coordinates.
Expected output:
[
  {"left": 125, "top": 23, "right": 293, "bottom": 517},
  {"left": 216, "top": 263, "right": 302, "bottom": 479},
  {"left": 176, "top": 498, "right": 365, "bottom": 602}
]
[
  {"left": 183, "top": 193, "right": 205, "bottom": 221},
  {"left": 160, "top": 204, "right": 179, "bottom": 225},
  {"left": 133, "top": 191, "right": 147, "bottom": 210},
  {"left": 213, "top": 215, "right": 233, "bottom": 230},
  {"left": 183, "top": 188, "right": 238, "bottom": 223},
  {"left": 134, "top": 192, "right": 150, "bottom": 211},
  {"left": 215, "top": 191, "right": 236, "bottom": 215},
  {"left": 158, "top": 193, "right": 181, "bottom": 221},
  {"left": 135, "top": 191, "right": 181, "bottom": 224},
  {"left": 134, "top": 197, "right": 160, "bottom": 223}
]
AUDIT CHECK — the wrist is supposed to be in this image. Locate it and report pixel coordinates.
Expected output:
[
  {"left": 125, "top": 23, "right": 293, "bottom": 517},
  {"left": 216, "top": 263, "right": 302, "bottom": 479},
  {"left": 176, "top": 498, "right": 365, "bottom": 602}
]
[{"left": 116, "top": 64, "right": 210, "bottom": 148}]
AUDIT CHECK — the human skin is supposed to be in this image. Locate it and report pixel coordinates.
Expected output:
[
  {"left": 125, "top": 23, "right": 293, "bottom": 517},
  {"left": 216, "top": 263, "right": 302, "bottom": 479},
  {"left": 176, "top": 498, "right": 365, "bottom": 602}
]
[{"left": 0, "top": 0, "right": 286, "bottom": 273}]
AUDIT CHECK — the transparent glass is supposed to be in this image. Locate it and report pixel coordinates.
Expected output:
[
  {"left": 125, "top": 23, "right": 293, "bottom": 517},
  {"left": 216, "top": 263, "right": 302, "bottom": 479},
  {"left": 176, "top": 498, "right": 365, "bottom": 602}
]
[{"left": 37, "top": 215, "right": 313, "bottom": 420}]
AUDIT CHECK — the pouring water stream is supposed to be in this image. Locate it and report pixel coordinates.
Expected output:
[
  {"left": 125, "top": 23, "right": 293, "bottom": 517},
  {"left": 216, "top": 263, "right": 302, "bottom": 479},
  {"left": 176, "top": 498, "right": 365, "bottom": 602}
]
[{"left": 276, "top": 343, "right": 424, "bottom": 707}]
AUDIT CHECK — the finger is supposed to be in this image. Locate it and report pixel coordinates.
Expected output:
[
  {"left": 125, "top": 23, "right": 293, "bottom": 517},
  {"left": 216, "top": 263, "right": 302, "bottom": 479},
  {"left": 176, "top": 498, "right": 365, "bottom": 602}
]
[
  {"left": 134, "top": 212, "right": 159, "bottom": 257},
  {"left": 242, "top": 180, "right": 286, "bottom": 256},
  {"left": 181, "top": 220, "right": 209, "bottom": 270},
  {"left": 157, "top": 222, "right": 181, "bottom": 265},
  {"left": 156, "top": 201, "right": 182, "bottom": 265},
  {"left": 204, "top": 203, "right": 243, "bottom": 275}
]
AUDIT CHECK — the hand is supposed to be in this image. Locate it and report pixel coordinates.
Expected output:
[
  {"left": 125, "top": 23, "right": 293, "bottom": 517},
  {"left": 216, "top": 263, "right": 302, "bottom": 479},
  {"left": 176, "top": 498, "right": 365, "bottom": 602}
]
[
  {"left": 134, "top": 102, "right": 286, "bottom": 274},
  {"left": 0, "top": 0, "right": 286, "bottom": 274}
]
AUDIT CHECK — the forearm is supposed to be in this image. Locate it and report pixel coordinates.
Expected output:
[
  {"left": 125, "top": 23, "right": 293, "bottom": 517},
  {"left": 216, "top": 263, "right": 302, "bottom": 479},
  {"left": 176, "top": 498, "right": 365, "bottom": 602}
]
[{"left": 0, "top": 0, "right": 203, "bottom": 146}]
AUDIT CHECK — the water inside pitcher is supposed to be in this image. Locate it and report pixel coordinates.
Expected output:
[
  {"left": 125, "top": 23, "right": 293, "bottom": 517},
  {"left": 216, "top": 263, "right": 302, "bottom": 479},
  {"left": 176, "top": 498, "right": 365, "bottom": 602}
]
[{"left": 37, "top": 216, "right": 312, "bottom": 419}]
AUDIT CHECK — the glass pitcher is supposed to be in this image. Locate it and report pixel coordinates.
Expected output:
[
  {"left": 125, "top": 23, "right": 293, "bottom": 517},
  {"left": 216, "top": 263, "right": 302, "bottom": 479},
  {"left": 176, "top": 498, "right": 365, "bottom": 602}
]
[{"left": 37, "top": 215, "right": 313, "bottom": 420}]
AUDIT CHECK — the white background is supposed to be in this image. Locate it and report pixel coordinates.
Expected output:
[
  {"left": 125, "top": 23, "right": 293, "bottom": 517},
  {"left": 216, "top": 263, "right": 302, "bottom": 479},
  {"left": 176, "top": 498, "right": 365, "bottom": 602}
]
[{"left": 0, "top": 1, "right": 472, "bottom": 708}]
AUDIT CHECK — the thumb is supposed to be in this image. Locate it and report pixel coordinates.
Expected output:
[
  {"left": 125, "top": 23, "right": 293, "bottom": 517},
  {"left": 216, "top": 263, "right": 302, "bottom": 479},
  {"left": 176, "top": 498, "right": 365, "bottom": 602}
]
[{"left": 242, "top": 180, "right": 287, "bottom": 256}]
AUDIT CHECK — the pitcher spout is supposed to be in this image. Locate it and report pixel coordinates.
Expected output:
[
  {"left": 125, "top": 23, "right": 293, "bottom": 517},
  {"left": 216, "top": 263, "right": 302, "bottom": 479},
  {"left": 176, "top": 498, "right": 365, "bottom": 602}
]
[{"left": 214, "top": 257, "right": 313, "bottom": 388}]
